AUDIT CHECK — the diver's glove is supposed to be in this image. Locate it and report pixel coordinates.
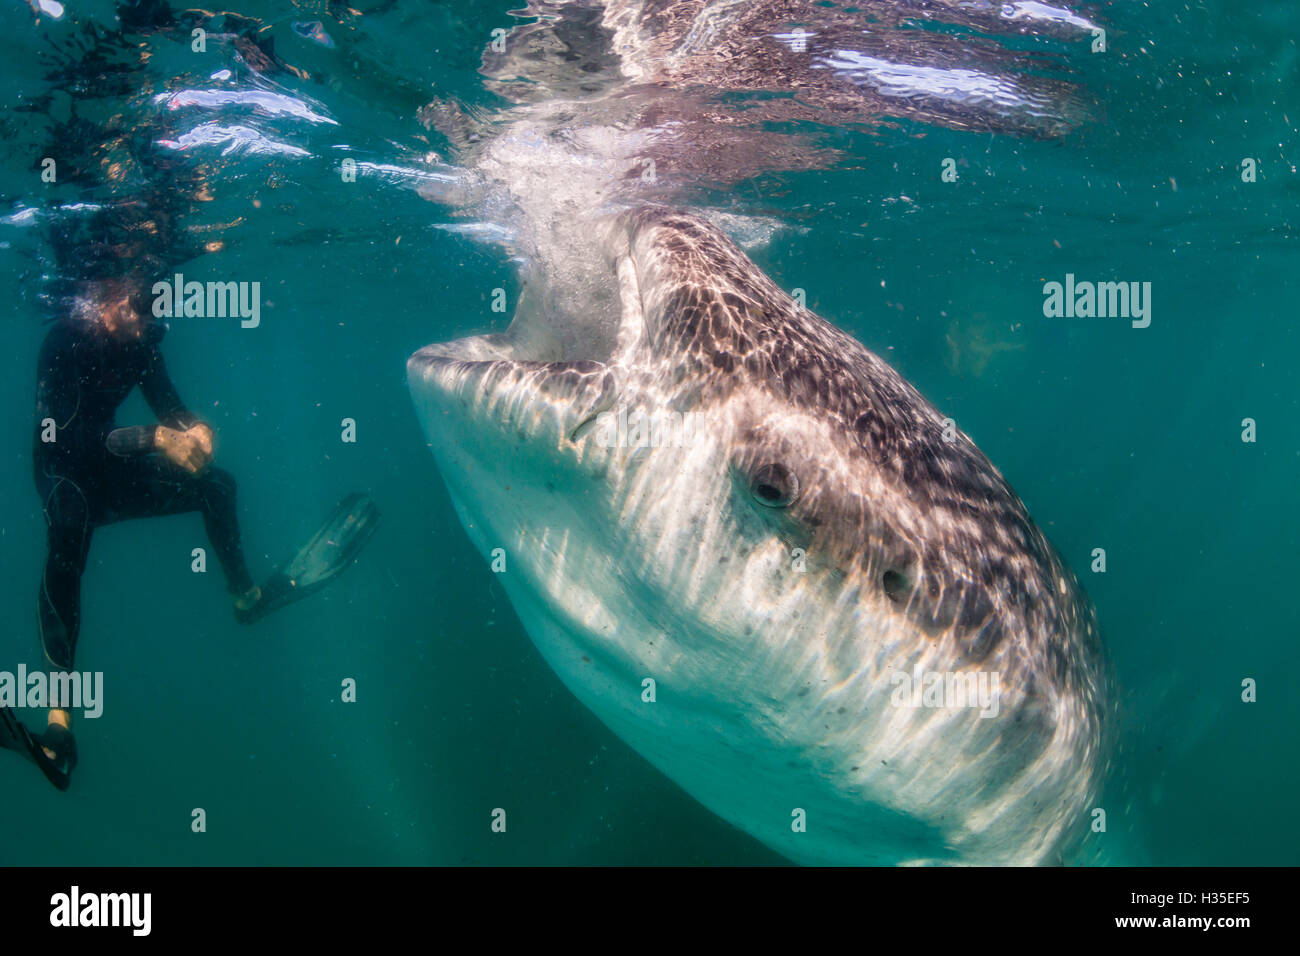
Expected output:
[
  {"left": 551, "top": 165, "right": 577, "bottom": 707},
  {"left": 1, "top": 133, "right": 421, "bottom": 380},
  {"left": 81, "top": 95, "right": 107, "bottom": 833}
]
[{"left": 154, "top": 424, "right": 214, "bottom": 474}]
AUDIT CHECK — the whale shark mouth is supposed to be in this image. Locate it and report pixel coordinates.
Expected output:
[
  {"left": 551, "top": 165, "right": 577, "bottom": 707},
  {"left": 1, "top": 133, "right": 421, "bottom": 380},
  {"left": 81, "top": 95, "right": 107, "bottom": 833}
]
[
  {"left": 407, "top": 348, "right": 620, "bottom": 450},
  {"left": 407, "top": 208, "right": 654, "bottom": 446}
]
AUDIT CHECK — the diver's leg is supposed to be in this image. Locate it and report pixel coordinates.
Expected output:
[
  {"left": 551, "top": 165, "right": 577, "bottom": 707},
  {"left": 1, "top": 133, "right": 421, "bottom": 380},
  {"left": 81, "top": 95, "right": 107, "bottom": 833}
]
[
  {"left": 38, "top": 476, "right": 93, "bottom": 672},
  {"left": 101, "top": 459, "right": 257, "bottom": 602},
  {"left": 36, "top": 475, "right": 93, "bottom": 766},
  {"left": 191, "top": 466, "right": 257, "bottom": 601},
  {"left": 203, "top": 479, "right": 262, "bottom": 613}
]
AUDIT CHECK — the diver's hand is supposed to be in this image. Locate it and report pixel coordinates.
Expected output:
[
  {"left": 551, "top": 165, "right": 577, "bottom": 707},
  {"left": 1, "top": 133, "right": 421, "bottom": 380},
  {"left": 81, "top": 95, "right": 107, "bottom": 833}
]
[
  {"left": 155, "top": 426, "right": 213, "bottom": 474},
  {"left": 186, "top": 423, "right": 214, "bottom": 460}
]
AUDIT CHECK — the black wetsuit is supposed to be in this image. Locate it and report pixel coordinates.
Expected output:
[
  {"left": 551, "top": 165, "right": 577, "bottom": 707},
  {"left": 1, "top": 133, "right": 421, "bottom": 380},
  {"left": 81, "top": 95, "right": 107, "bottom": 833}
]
[{"left": 34, "top": 317, "right": 254, "bottom": 671}]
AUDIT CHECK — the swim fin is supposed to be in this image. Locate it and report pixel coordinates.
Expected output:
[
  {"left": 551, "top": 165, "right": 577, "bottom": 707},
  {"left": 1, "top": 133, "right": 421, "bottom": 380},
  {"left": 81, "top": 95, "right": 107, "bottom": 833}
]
[
  {"left": 236, "top": 492, "right": 380, "bottom": 625},
  {"left": 1, "top": 706, "right": 75, "bottom": 791}
]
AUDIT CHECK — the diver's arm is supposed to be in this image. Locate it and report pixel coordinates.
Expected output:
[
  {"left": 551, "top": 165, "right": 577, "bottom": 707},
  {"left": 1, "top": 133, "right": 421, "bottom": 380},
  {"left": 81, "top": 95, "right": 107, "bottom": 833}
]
[
  {"left": 135, "top": 338, "right": 214, "bottom": 471},
  {"left": 106, "top": 344, "right": 198, "bottom": 458},
  {"left": 105, "top": 425, "right": 159, "bottom": 457},
  {"left": 106, "top": 422, "right": 214, "bottom": 460},
  {"left": 106, "top": 423, "right": 212, "bottom": 473},
  {"left": 139, "top": 345, "right": 201, "bottom": 431},
  {"left": 35, "top": 323, "right": 89, "bottom": 458}
]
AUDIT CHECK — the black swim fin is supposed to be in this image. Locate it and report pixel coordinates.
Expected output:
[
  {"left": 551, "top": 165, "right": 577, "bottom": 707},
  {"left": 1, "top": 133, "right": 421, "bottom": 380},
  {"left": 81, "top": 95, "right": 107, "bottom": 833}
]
[
  {"left": 236, "top": 492, "right": 380, "bottom": 625},
  {"left": 1, "top": 706, "right": 75, "bottom": 791}
]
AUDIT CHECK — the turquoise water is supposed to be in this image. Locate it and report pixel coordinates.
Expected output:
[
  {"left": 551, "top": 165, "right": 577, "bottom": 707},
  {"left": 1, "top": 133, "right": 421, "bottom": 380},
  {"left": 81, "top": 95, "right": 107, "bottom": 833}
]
[{"left": 1, "top": 0, "right": 1296, "bottom": 865}]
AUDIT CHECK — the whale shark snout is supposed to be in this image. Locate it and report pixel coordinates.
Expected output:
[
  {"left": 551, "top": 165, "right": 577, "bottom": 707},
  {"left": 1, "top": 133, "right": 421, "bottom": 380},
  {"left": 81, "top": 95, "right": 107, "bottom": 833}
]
[{"left": 408, "top": 205, "right": 1110, "bottom": 865}]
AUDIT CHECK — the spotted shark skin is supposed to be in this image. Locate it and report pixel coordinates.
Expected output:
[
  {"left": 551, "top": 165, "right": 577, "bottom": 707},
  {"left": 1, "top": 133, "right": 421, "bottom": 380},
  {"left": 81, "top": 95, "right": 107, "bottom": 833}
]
[{"left": 409, "top": 206, "right": 1110, "bottom": 865}]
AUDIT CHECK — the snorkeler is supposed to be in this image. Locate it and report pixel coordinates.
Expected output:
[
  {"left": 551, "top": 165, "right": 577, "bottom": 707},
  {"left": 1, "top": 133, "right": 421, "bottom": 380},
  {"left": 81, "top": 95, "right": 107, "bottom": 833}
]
[{"left": 0, "top": 279, "right": 378, "bottom": 790}]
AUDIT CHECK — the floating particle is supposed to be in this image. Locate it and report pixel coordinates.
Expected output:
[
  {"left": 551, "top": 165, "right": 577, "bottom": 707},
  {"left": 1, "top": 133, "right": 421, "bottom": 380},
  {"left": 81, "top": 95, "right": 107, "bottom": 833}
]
[{"left": 292, "top": 20, "right": 335, "bottom": 49}]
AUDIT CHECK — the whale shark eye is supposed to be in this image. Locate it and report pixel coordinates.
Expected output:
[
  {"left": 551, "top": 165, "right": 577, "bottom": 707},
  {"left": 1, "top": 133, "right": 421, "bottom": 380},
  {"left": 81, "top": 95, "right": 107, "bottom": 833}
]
[{"left": 750, "top": 463, "right": 799, "bottom": 508}]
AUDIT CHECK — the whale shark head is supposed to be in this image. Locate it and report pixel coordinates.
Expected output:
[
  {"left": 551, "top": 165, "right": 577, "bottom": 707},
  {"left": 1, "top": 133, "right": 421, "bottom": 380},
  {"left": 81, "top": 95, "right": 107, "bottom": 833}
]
[{"left": 408, "top": 206, "right": 1109, "bottom": 865}]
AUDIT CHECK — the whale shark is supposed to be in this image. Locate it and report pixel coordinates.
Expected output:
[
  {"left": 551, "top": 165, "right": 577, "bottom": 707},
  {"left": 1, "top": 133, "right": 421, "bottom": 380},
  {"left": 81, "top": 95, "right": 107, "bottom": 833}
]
[
  {"left": 408, "top": 206, "right": 1109, "bottom": 865},
  {"left": 408, "top": 0, "right": 1110, "bottom": 864}
]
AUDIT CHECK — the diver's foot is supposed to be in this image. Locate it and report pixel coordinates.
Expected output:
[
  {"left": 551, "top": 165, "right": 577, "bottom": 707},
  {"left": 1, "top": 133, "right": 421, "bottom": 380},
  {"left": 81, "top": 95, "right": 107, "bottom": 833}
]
[
  {"left": 233, "top": 585, "right": 262, "bottom": 625},
  {"left": 35, "top": 719, "right": 77, "bottom": 783},
  {"left": 43, "top": 708, "right": 71, "bottom": 761}
]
